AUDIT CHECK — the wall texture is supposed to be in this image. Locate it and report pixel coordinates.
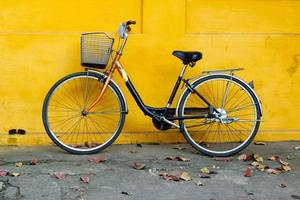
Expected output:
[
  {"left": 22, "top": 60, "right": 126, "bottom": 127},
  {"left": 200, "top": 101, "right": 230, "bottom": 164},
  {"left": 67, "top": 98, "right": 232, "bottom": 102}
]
[{"left": 0, "top": 0, "right": 300, "bottom": 145}]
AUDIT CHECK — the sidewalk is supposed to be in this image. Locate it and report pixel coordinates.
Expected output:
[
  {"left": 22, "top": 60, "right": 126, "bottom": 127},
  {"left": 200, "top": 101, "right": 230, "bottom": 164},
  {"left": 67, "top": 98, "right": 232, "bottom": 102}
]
[{"left": 0, "top": 142, "right": 299, "bottom": 200}]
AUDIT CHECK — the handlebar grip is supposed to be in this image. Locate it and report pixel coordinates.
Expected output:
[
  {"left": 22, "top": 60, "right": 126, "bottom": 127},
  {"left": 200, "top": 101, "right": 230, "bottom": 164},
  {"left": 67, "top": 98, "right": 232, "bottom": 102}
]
[{"left": 126, "top": 20, "right": 136, "bottom": 25}]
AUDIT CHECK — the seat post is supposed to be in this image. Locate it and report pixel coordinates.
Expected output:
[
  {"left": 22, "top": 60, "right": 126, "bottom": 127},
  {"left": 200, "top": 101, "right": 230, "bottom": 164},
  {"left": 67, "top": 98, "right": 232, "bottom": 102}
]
[
  {"left": 180, "top": 64, "right": 188, "bottom": 77},
  {"left": 165, "top": 64, "right": 188, "bottom": 108}
]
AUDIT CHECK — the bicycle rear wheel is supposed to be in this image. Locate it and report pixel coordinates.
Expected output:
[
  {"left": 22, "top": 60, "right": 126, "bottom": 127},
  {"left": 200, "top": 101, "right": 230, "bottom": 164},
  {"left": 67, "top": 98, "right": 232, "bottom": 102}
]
[
  {"left": 177, "top": 74, "right": 261, "bottom": 157},
  {"left": 42, "top": 71, "right": 126, "bottom": 154}
]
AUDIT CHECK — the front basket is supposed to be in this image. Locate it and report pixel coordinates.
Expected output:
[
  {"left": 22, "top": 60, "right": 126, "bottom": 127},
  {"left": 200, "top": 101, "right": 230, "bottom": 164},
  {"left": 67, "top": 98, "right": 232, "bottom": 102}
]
[{"left": 81, "top": 32, "right": 114, "bottom": 69}]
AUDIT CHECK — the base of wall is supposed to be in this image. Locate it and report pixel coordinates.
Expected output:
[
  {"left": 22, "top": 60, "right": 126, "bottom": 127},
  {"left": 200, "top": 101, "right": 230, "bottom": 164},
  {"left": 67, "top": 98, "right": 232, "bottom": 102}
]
[{"left": 0, "top": 130, "right": 299, "bottom": 146}]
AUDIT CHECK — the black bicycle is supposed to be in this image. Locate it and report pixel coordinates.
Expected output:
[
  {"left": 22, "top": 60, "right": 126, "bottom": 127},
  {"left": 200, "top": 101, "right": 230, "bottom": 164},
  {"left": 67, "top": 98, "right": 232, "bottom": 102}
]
[{"left": 42, "top": 20, "right": 263, "bottom": 156}]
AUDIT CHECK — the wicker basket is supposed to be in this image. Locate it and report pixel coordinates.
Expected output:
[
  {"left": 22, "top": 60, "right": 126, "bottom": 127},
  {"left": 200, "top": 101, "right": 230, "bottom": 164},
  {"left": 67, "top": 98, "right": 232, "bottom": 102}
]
[{"left": 81, "top": 32, "right": 114, "bottom": 69}]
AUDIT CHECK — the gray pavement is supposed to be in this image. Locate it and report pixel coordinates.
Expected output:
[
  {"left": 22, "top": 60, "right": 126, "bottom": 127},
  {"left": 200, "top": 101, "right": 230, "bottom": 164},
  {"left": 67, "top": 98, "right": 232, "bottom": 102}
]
[{"left": 0, "top": 142, "right": 300, "bottom": 200}]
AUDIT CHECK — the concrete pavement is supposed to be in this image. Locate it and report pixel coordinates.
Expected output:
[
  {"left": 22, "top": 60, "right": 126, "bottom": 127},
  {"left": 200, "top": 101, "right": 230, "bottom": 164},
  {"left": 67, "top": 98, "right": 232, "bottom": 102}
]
[{"left": 0, "top": 142, "right": 300, "bottom": 200}]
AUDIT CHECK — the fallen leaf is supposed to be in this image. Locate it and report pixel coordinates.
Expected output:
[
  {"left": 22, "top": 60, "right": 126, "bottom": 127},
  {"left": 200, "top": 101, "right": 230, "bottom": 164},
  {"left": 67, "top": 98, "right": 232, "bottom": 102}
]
[
  {"left": 254, "top": 141, "right": 266, "bottom": 145},
  {"left": 179, "top": 172, "right": 192, "bottom": 181},
  {"left": 177, "top": 156, "right": 190, "bottom": 162},
  {"left": 30, "top": 159, "right": 38, "bottom": 165},
  {"left": 254, "top": 154, "right": 264, "bottom": 163},
  {"left": 80, "top": 175, "right": 90, "bottom": 184},
  {"left": 54, "top": 172, "right": 65, "bottom": 180},
  {"left": 214, "top": 157, "right": 233, "bottom": 162},
  {"left": 88, "top": 157, "right": 107, "bottom": 164},
  {"left": 198, "top": 173, "right": 210, "bottom": 178},
  {"left": 173, "top": 145, "right": 186, "bottom": 150},
  {"left": 244, "top": 167, "right": 253, "bottom": 177},
  {"left": 295, "top": 146, "right": 300, "bottom": 150},
  {"left": 196, "top": 181, "right": 204, "bottom": 186},
  {"left": 159, "top": 172, "right": 181, "bottom": 181},
  {"left": 279, "top": 159, "right": 289, "bottom": 166},
  {"left": 281, "top": 165, "right": 291, "bottom": 171},
  {"left": 9, "top": 172, "right": 20, "bottom": 177},
  {"left": 0, "top": 169, "right": 8, "bottom": 177},
  {"left": 15, "top": 162, "right": 23, "bottom": 167},
  {"left": 131, "top": 162, "right": 146, "bottom": 170},
  {"left": 279, "top": 183, "right": 287, "bottom": 188},
  {"left": 165, "top": 156, "right": 190, "bottom": 162},
  {"left": 265, "top": 168, "right": 281, "bottom": 174},
  {"left": 200, "top": 167, "right": 210, "bottom": 174},
  {"left": 268, "top": 155, "right": 279, "bottom": 161},
  {"left": 251, "top": 161, "right": 268, "bottom": 171},
  {"left": 238, "top": 153, "right": 254, "bottom": 161},
  {"left": 199, "top": 141, "right": 210, "bottom": 147}
]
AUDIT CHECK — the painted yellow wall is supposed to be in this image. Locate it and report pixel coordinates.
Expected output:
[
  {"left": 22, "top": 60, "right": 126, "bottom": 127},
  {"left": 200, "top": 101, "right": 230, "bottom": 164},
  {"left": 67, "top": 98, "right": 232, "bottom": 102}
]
[{"left": 0, "top": 0, "right": 300, "bottom": 145}]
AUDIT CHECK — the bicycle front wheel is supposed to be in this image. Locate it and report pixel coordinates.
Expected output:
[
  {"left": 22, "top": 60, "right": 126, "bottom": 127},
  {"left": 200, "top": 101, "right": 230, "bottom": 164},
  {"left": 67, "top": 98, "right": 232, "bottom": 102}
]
[
  {"left": 178, "top": 74, "right": 261, "bottom": 157},
  {"left": 42, "top": 72, "right": 126, "bottom": 154}
]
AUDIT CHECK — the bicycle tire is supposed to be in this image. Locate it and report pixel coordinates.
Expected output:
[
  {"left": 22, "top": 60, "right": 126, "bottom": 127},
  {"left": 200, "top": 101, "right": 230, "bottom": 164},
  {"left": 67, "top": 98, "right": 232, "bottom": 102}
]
[
  {"left": 177, "top": 74, "right": 261, "bottom": 157},
  {"left": 42, "top": 71, "right": 126, "bottom": 154}
]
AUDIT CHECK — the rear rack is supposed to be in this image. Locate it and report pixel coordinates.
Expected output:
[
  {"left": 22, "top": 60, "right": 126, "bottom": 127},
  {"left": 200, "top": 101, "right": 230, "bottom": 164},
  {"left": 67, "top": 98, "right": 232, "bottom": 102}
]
[{"left": 202, "top": 68, "right": 244, "bottom": 75}]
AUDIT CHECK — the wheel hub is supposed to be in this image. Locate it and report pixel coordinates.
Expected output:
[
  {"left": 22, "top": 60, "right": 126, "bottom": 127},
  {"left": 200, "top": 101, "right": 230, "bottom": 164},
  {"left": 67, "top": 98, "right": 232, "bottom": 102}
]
[{"left": 209, "top": 108, "right": 239, "bottom": 124}]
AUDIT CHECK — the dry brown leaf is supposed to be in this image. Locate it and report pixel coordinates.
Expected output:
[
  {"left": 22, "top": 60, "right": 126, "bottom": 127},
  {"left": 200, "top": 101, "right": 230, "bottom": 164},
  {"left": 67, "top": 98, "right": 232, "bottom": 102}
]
[
  {"left": 15, "top": 162, "right": 23, "bottom": 167},
  {"left": 199, "top": 141, "right": 210, "bottom": 147},
  {"left": 30, "top": 159, "right": 38, "bottom": 165},
  {"left": 88, "top": 157, "right": 107, "bottom": 164},
  {"left": 159, "top": 172, "right": 181, "bottom": 181},
  {"left": 279, "top": 159, "right": 289, "bottom": 166},
  {"left": 254, "top": 141, "right": 266, "bottom": 145},
  {"left": 80, "top": 175, "right": 90, "bottom": 184},
  {"left": 238, "top": 153, "right": 254, "bottom": 161},
  {"left": 54, "top": 172, "right": 65, "bottom": 180},
  {"left": 251, "top": 161, "right": 268, "bottom": 171},
  {"left": 180, "top": 172, "right": 192, "bottom": 181},
  {"left": 173, "top": 145, "right": 186, "bottom": 150},
  {"left": 0, "top": 170, "right": 8, "bottom": 177},
  {"left": 10, "top": 172, "right": 20, "bottom": 177},
  {"left": 244, "top": 167, "right": 253, "bottom": 177},
  {"left": 198, "top": 173, "right": 210, "bottom": 178},
  {"left": 177, "top": 156, "right": 190, "bottom": 162},
  {"left": 238, "top": 154, "right": 247, "bottom": 161},
  {"left": 268, "top": 155, "right": 279, "bottom": 161},
  {"left": 196, "top": 181, "right": 204, "bottom": 186},
  {"left": 214, "top": 157, "right": 233, "bottom": 162},
  {"left": 254, "top": 154, "right": 264, "bottom": 163},
  {"left": 281, "top": 165, "right": 291, "bottom": 171},
  {"left": 279, "top": 183, "right": 287, "bottom": 188},
  {"left": 266, "top": 168, "right": 281, "bottom": 174},
  {"left": 84, "top": 141, "right": 99, "bottom": 148},
  {"left": 165, "top": 156, "right": 190, "bottom": 162},
  {"left": 131, "top": 162, "right": 146, "bottom": 170}
]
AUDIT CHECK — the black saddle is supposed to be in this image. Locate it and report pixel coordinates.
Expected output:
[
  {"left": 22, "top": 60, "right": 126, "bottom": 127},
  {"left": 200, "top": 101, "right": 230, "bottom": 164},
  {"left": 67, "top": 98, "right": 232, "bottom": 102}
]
[{"left": 172, "top": 50, "right": 202, "bottom": 65}]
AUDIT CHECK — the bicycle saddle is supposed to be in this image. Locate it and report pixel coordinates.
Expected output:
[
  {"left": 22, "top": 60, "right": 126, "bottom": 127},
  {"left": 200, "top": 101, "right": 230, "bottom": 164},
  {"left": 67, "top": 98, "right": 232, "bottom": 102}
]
[{"left": 172, "top": 50, "right": 202, "bottom": 65}]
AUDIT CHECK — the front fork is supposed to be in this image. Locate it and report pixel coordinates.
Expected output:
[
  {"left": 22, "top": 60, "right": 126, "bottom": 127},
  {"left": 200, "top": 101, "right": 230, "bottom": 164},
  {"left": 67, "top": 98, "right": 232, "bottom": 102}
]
[{"left": 85, "top": 54, "right": 123, "bottom": 112}]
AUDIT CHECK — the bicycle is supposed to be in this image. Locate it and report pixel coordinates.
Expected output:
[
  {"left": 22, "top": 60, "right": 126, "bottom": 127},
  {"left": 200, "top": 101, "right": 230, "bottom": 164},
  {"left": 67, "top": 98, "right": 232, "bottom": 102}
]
[{"left": 42, "top": 20, "right": 263, "bottom": 157}]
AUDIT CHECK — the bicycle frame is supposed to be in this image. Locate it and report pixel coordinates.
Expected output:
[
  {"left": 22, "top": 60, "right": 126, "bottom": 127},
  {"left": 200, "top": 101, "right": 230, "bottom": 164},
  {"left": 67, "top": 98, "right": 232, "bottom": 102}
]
[{"left": 86, "top": 23, "right": 217, "bottom": 127}]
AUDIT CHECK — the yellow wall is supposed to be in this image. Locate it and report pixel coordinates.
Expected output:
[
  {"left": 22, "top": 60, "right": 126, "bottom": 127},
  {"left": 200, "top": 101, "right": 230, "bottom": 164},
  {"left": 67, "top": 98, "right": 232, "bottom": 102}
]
[{"left": 0, "top": 0, "right": 300, "bottom": 145}]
